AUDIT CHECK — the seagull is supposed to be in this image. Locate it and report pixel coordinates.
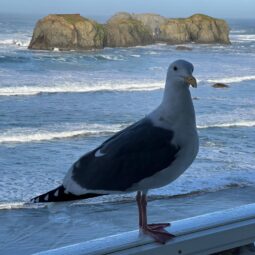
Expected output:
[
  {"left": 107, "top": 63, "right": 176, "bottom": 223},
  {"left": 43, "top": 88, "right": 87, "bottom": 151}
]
[{"left": 31, "top": 59, "right": 199, "bottom": 244}]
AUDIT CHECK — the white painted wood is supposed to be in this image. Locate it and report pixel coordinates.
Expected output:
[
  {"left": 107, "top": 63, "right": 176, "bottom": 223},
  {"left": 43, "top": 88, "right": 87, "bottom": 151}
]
[{"left": 34, "top": 203, "right": 255, "bottom": 255}]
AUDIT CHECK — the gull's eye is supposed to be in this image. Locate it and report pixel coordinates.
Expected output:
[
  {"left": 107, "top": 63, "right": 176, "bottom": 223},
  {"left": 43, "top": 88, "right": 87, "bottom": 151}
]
[{"left": 173, "top": 66, "right": 178, "bottom": 71}]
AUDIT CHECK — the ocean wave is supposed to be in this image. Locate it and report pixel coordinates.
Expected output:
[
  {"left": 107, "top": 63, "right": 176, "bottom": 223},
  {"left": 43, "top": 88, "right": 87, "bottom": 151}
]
[
  {"left": 6, "top": 75, "right": 250, "bottom": 97},
  {"left": 230, "top": 34, "right": 255, "bottom": 42},
  {"left": 0, "top": 39, "right": 14, "bottom": 45},
  {"left": 130, "top": 54, "right": 141, "bottom": 58},
  {"left": 0, "top": 182, "right": 250, "bottom": 210},
  {"left": 94, "top": 54, "right": 124, "bottom": 61},
  {"left": 51, "top": 183, "right": 255, "bottom": 205},
  {"left": 2, "top": 120, "right": 254, "bottom": 144},
  {"left": 198, "top": 120, "right": 255, "bottom": 129},
  {"left": 207, "top": 75, "right": 255, "bottom": 84},
  {"left": 0, "top": 123, "right": 125, "bottom": 144},
  {"left": 0, "top": 82, "right": 164, "bottom": 96},
  {"left": 0, "top": 39, "right": 30, "bottom": 47},
  {"left": 147, "top": 51, "right": 159, "bottom": 55},
  {"left": 0, "top": 202, "right": 46, "bottom": 210},
  {"left": 230, "top": 29, "right": 247, "bottom": 34}
]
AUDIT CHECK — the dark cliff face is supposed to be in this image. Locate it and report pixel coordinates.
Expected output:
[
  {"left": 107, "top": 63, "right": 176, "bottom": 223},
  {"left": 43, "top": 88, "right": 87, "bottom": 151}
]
[{"left": 28, "top": 13, "right": 230, "bottom": 51}]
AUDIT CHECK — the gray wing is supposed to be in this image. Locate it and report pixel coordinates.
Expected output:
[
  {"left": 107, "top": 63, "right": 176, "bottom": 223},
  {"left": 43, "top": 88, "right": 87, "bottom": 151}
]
[{"left": 70, "top": 118, "right": 180, "bottom": 192}]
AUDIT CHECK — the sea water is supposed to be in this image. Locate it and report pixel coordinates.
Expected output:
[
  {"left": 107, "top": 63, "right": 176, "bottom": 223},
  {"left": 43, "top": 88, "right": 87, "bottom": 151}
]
[
  {"left": 0, "top": 13, "right": 255, "bottom": 254},
  {"left": 0, "top": 14, "right": 255, "bottom": 203}
]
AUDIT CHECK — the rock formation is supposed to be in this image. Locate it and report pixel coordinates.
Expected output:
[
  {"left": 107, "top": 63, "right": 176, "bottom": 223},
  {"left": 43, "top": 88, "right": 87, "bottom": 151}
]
[
  {"left": 212, "top": 83, "right": 229, "bottom": 88},
  {"left": 104, "top": 13, "right": 153, "bottom": 47},
  {"left": 28, "top": 14, "right": 105, "bottom": 50},
  {"left": 28, "top": 13, "right": 230, "bottom": 51},
  {"left": 160, "top": 14, "right": 230, "bottom": 44},
  {"left": 131, "top": 13, "right": 167, "bottom": 40},
  {"left": 176, "top": 46, "right": 193, "bottom": 51}
]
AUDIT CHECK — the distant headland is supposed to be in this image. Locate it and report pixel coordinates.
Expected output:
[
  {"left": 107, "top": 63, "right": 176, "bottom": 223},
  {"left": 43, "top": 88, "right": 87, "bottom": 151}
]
[{"left": 28, "top": 12, "right": 230, "bottom": 51}]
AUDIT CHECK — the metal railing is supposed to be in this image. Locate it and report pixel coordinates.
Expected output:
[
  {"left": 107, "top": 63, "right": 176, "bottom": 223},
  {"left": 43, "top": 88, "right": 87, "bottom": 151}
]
[{"left": 34, "top": 203, "right": 255, "bottom": 255}]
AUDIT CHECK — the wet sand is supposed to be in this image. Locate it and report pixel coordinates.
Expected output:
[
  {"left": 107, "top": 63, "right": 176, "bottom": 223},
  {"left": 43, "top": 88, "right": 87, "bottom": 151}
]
[{"left": 1, "top": 186, "right": 255, "bottom": 255}]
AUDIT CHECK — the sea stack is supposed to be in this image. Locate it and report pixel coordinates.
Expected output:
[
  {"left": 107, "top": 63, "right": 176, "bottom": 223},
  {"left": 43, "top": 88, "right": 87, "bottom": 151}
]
[
  {"left": 29, "top": 13, "right": 230, "bottom": 51},
  {"left": 104, "top": 13, "right": 154, "bottom": 47},
  {"left": 28, "top": 14, "right": 105, "bottom": 51}
]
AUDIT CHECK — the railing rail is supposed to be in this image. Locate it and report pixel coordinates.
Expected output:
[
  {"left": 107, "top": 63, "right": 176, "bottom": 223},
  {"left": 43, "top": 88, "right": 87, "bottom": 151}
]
[{"left": 34, "top": 203, "right": 255, "bottom": 255}]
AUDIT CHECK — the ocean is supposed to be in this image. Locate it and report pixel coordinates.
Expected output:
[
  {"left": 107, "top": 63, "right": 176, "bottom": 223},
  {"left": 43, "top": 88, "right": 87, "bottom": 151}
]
[
  {"left": 0, "top": 14, "right": 254, "bottom": 202},
  {"left": 0, "top": 13, "right": 255, "bottom": 254}
]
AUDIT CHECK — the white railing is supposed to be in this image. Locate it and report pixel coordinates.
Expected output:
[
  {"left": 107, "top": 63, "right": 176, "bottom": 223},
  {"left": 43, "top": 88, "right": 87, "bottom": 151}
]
[{"left": 34, "top": 203, "right": 255, "bottom": 255}]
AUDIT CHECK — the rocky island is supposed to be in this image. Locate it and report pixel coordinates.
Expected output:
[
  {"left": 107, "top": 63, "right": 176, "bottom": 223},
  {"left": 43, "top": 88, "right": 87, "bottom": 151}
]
[{"left": 28, "top": 12, "right": 230, "bottom": 51}]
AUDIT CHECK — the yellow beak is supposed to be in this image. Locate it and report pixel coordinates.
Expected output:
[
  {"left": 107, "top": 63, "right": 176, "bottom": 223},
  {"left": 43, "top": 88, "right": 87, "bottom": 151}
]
[{"left": 185, "top": 75, "right": 197, "bottom": 88}]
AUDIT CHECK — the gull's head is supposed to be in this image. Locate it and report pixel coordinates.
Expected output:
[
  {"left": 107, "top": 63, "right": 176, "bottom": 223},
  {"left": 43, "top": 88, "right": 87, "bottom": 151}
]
[{"left": 166, "top": 59, "right": 197, "bottom": 88}]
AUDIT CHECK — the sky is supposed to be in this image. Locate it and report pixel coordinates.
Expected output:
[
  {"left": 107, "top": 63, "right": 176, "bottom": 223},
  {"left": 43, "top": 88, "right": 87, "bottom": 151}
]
[{"left": 0, "top": 0, "right": 254, "bottom": 19}]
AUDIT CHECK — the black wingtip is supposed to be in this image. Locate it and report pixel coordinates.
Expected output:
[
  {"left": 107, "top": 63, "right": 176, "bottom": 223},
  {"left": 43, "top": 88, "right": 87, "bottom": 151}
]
[{"left": 31, "top": 185, "right": 105, "bottom": 203}]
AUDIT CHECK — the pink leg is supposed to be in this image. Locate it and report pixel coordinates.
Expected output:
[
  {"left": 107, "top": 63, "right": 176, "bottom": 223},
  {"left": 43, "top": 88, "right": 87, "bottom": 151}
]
[{"left": 136, "top": 191, "right": 175, "bottom": 244}]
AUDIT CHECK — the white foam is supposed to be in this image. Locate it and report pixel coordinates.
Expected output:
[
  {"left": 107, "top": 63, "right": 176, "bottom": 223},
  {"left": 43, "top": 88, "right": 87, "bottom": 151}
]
[
  {"left": 0, "top": 123, "right": 126, "bottom": 144},
  {"left": 0, "top": 202, "right": 46, "bottom": 210},
  {"left": 207, "top": 75, "right": 255, "bottom": 84},
  {"left": 230, "top": 30, "right": 247, "bottom": 34},
  {"left": 198, "top": 120, "right": 255, "bottom": 129},
  {"left": 230, "top": 34, "right": 255, "bottom": 42},
  {"left": 0, "top": 39, "right": 30, "bottom": 47},
  {"left": 2, "top": 119, "right": 254, "bottom": 144},
  {"left": 96, "top": 54, "right": 124, "bottom": 61},
  {"left": 0, "top": 82, "right": 164, "bottom": 96},
  {"left": 130, "top": 54, "right": 141, "bottom": 58},
  {"left": 147, "top": 51, "right": 159, "bottom": 55},
  {"left": 0, "top": 39, "right": 14, "bottom": 45},
  {"left": 14, "top": 40, "right": 30, "bottom": 47}
]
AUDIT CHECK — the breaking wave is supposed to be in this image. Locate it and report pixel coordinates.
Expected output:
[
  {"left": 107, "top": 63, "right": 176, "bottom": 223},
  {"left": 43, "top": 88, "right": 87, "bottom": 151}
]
[
  {"left": 0, "top": 82, "right": 164, "bottom": 96},
  {"left": 0, "top": 202, "right": 46, "bottom": 210},
  {"left": 0, "top": 182, "right": 251, "bottom": 209},
  {"left": 230, "top": 29, "right": 247, "bottom": 34},
  {"left": 230, "top": 34, "right": 255, "bottom": 42},
  {"left": 198, "top": 120, "right": 255, "bottom": 129},
  {"left": 0, "top": 39, "right": 30, "bottom": 47},
  {"left": 207, "top": 75, "right": 255, "bottom": 84},
  {"left": 94, "top": 54, "right": 124, "bottom": 61},
  {"left": 1, "top": 75, "right": 254, "bottom": 97},
  {"left": 1, "top": 120, "right": 254, "bottom": 144},
  {"left": 0, "top": 123, "right": 126, "bottom": 144}
]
